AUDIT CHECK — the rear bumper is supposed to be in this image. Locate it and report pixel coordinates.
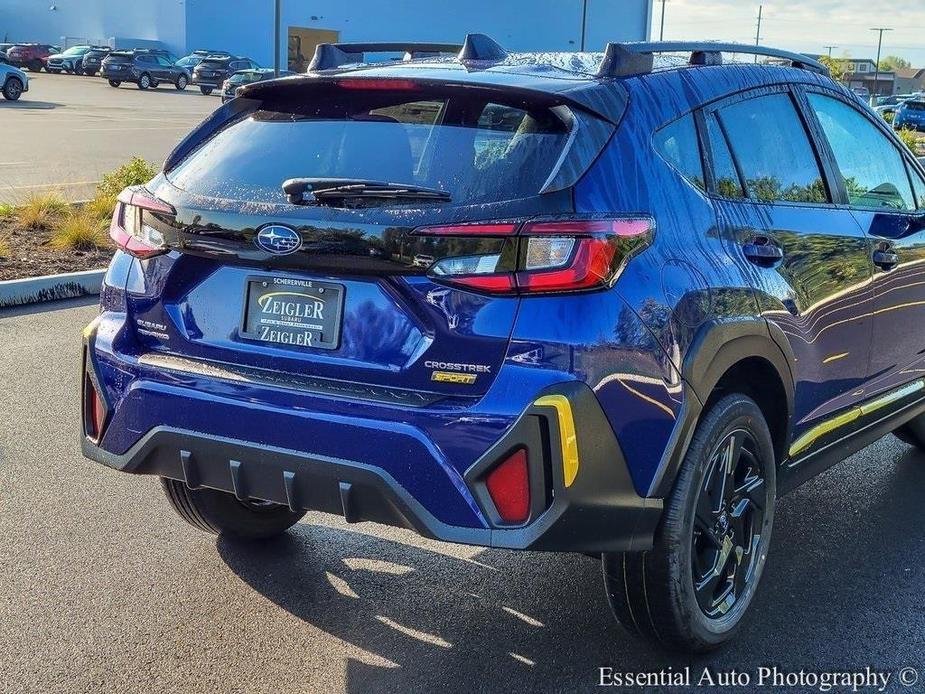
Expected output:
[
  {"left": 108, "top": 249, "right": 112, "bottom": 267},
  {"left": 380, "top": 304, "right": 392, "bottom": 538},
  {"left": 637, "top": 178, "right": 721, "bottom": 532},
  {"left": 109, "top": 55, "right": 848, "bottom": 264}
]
[{"left": 81, "top": 322, "right": 663, "bottom": 553}]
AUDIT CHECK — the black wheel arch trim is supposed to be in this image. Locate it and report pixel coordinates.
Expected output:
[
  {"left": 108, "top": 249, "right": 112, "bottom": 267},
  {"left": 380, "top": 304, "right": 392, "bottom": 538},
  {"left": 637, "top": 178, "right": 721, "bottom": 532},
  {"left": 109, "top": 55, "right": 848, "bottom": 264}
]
[{"left": 647, "top": 317, "right": 795, "bottom": 498}]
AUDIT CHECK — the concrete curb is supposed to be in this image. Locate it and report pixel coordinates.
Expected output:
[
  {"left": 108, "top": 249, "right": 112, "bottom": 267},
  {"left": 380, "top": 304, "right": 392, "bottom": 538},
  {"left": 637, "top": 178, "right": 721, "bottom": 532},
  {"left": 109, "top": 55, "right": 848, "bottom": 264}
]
[{"left": 0, "top": 269, "right": 105, "bottom": 309}]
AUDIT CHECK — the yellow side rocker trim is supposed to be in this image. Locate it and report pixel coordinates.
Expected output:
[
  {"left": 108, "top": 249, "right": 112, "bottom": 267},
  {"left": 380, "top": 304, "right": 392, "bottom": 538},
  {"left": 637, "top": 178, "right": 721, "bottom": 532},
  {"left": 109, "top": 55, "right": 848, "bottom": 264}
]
[
  {"left": 789, "top": 379, "right": 925, "bottom": 457},
  {"left": 534, "top": 395, "right": 580, "bottom": 487}
]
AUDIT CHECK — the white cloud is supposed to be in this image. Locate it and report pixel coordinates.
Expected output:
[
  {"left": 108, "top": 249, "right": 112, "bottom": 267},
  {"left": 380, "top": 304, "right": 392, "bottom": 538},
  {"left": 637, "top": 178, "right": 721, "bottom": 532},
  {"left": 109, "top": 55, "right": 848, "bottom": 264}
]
[{"left": 658, "top": 0, "right": 925, "bottom": 65}]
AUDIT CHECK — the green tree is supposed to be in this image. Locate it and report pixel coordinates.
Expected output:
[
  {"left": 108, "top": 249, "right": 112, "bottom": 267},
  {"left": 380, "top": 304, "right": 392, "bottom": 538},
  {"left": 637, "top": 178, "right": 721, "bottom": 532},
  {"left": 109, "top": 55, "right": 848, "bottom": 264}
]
[
  {"left": 819, "top": 55, "right": 851, "bottom": 83},
  {"left": 879, "top": 55, "right": 911, "bottom": 72}
]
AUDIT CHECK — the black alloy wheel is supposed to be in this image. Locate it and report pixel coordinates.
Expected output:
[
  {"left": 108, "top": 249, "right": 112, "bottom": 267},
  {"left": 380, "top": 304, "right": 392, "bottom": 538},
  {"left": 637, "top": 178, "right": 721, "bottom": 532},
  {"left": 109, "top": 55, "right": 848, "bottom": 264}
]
[{"left": 691, "top": 429, "right": 769, "bottom": 618}]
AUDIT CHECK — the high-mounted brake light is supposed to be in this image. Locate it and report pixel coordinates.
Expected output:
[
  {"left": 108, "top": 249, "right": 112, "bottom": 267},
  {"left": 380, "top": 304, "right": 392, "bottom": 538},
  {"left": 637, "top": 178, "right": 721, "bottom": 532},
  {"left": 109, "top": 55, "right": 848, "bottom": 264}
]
[
  {"left": 109, "top": 187, "right": 175, "bottom": 259},
  {"left": 336, "top": 78, "right": 420, "bottom": 91},
  {"left": 413, "top": 217, "right": 654, "bottom": 295}
]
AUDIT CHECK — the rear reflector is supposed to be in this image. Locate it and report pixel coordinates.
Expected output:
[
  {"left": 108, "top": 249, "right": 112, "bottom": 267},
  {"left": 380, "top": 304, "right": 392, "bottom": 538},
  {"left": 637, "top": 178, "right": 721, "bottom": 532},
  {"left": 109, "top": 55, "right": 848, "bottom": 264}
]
[
  {"left": 85, "top": 376, "right": 107, "bottom": 441},
  {"left": 485, "top": 449, "right": 530, "bottom": 524},
  {"left": 414, "top": 216, "right": 654, "bottom": 295}
]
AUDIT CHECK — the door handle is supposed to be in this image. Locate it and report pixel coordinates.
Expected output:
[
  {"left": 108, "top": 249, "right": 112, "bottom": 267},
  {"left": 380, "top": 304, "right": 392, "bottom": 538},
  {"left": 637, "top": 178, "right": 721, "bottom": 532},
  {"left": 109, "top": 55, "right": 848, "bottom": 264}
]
[
  {"left": 742, "top": 238, "right": 784, "bottom": 265},
  {"left": 872, "top": 249, "right": 899, "bottom": 271}
]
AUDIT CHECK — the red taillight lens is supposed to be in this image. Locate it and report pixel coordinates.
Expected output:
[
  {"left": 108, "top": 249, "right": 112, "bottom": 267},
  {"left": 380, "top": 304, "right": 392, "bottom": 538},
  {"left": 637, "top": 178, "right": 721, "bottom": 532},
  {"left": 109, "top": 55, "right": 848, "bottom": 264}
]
[
  {"left": 109, "top": 187, "right": 174, "bottom": 259},
  {"left": 485, "top": 449, "right": 530, "bottom": 524},
  {"left": 413, "top": 217, "right": 654, "bottom": 295}
]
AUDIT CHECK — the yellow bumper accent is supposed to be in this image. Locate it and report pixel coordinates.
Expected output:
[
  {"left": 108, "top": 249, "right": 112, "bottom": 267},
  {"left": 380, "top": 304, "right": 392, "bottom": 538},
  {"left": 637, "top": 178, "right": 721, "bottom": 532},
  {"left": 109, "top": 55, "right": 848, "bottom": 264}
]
[{"left": 534, "top": 395, "right": 579, "bottom": 487}]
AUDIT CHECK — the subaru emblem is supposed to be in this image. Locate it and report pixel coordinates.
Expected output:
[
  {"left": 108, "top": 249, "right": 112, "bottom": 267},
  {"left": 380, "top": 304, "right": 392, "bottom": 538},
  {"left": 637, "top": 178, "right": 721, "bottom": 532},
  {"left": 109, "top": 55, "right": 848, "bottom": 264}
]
[{"left": 255, "top": 225, "right": 302, "bottom": 255}]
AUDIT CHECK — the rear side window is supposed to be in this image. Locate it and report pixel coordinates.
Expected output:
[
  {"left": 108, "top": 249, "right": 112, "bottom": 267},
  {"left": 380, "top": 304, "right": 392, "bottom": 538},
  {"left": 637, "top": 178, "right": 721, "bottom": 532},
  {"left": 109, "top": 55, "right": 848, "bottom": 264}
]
[
  {"left": 808, "top": 93, "right": 915, "bottom": 211},
  {"left": 904, "top": 101, "right": 925, "bottom": 112},
  {"left": 705, "top": 114, "right": 745, "bottom": 199},
  {"left": 909, "top": 166, "right": 925, "bottom": 210},
  {"left": 167, "top": 88, "right": 572, "bottom": 206},
  {"left": 717, "top": 93, "right": 827, "bottom": 204},
  {"left": 653, "top": 114, "right": 705, "bottom": 191}
]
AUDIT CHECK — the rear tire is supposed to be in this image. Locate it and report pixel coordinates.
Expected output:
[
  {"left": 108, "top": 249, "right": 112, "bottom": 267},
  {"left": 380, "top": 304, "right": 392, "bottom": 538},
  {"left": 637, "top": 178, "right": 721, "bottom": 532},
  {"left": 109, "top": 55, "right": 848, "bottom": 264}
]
[
  {"left": 108, "top": 80, "right": 121, "bottom": 88},
  {"left": 603, "top": 394, "right": 776, "bottom": 652},
  {"left": 160, "top": 478, "right": 306, "bottom": 540},
  {"left": 199, "top": 86, "right": 213, "bottom": 95},
  {"left": 29, "top": 60, "right": 42, "bottom": 72},
  {"left": 894, "top": 415, "right": 925, "bottom": 450},
  {"left": 2, "top": 77, "right": 23, "bottom": 101},
  {"left": 85, "top": 70, "right": 97, "bottom": 77}
]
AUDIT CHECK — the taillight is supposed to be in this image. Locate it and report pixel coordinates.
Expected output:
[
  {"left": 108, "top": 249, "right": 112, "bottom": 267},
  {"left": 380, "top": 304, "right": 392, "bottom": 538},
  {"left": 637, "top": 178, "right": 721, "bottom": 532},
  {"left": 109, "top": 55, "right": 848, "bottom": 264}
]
[
  {"left": 485, "top": 449, "right": 530, "bottom": 524},
  {"left": 413, "top": 217, "right": 654, "bottom": 295},
  {"left": 109, "top": 187, "right": 174, "bottom": 259}
]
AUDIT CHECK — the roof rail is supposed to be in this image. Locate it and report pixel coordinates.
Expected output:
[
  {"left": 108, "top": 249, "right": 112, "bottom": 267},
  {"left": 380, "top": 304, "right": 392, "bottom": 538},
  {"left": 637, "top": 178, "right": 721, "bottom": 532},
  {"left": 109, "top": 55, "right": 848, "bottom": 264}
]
[
  {"left": 308, "top": 41, "right": 462, "bottom": 72},
  {"left": 596, "top": 41, "right": 830, "bottom": 79}
]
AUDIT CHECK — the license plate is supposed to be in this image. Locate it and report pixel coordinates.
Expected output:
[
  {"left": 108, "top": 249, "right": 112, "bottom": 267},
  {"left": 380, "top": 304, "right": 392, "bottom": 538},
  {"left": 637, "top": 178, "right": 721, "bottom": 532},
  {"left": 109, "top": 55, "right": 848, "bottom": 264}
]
[{"left": 241, "top": 277, "right": 343, "bottom": 350}]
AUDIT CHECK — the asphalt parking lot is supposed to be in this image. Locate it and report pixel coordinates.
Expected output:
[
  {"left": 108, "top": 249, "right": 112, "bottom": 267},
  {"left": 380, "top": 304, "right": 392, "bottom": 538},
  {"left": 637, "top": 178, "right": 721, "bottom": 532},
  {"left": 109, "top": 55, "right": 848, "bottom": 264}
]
[
  {"left": 1, "top": 298, "right": 924, "bottom": 693},
  {"left": 0, "top": 71, "right": 216, "bottom": 203}
]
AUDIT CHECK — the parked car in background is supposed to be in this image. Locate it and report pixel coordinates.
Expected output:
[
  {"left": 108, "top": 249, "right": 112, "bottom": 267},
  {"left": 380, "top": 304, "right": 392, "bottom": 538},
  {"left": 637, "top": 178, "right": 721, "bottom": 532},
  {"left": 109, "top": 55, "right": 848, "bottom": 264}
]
[
  {"left": 192, "top": 55, "right": 259, "bottom": 95},
  {"left": 80, "top": 46, "right": 112, "bottom": 76},
  {"left": 0, "top": 62, "right": 28, "bottom": 100},
  {"left": 894, "top": 99, "right": 925, "bottom": 132},
  {"left": 176, "top": 49, "right": 232, "bottom": 73},
  {"left": 101, "top": 50, "right": 190, "bottom": 90},
  {"left": 5, "top": 43, "right": 60, "bottom": 71},
  {"left": 46, "top": 45, "right": 94, "bottom": 75},
  {"left": 221, "top": 68, "right": 293, "bottom": 102}
]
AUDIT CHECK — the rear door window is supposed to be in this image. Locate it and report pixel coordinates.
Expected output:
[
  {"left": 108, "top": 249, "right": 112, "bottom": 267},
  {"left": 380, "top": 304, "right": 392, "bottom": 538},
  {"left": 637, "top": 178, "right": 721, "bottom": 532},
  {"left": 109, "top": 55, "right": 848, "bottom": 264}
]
[
  {"left": 717, "top": 93, "right": 828, "bottom": 204},
  {"left": 653, "top": 114, "right": 705, "bottom": 191},
  {"left": 705, "top": 113, "right": 745, "bottom": 199},
  {"left": 167, "top": 87, "right": 572, "bottom": 206},
  {"left": 808, "top": 93, "right": 915, "bottom": 211}
]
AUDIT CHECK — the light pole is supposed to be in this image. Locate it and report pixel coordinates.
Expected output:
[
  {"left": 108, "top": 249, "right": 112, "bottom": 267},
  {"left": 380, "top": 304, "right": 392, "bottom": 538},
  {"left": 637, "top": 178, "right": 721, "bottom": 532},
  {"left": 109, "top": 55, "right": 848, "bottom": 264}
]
[
  {"left": 824, "top": 45, "right": 838, "bottom": 58},
  {"left": 870, "top": 27, "right": 893, "bottom": 102},
  {"left": 658, "top": 0, "right": 669, "bottom": 41},
  {"left": 580, "top": 0, "right": 589, "bottom": 51},
  {"left": 274, "top": 0, "right": 281, "bottom": 77}
]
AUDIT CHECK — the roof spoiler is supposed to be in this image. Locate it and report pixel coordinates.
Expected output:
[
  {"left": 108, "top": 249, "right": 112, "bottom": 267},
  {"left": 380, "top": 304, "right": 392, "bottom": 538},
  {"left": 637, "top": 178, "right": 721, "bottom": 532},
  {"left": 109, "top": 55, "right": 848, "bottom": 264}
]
[
  {"left": 308, "top": 33, "right": 509, "bottom": 72},
  {"left": 596, "top": 41, "right": 830, "bottom": 78}
]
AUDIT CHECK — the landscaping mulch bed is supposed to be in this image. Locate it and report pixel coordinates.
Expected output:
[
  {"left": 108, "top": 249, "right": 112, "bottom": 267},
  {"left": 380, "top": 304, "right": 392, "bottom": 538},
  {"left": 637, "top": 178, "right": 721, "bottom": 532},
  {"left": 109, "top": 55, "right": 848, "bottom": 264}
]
[{"left": 0, "top": 223, "right": 112, "bottom": 281}]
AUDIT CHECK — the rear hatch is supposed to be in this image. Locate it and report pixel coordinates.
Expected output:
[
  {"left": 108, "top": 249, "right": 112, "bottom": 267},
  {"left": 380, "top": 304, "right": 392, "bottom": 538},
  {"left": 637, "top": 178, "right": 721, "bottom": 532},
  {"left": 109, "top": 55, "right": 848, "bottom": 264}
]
[
  {"left": 119, "top": 77, "right": 618, "bottom": 401},
  {"left": 194, "top": 58, "right": 229, "bottom": 80},
  {"left": 103, "top": 52, "right": 133, "bottom": 71}
]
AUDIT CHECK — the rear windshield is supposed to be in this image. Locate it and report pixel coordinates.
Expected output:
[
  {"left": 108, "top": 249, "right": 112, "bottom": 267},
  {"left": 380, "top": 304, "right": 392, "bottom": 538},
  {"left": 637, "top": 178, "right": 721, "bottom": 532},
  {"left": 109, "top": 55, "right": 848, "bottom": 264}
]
[
  {"left": 904, "top": 102, "right": 925, "bottom": 111},
  {"left": 230, "top": 72, "right": 265, "bottom": 84},
  {"left": 167, "top": 87, "right": 571, "bottom": 206},
  {"left": 107, "top": 53, "right": 133, "bottom": 62},
  {"left": 200, "top": 59, "right": 229, "bottom": 67}
]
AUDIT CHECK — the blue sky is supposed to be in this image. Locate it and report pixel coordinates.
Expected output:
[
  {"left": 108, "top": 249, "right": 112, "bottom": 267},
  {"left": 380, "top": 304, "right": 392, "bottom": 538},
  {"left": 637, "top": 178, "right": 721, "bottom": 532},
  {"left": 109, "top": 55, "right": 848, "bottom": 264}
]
[{"left": 655, "top": 0, "right": 925, "bottom": 67}]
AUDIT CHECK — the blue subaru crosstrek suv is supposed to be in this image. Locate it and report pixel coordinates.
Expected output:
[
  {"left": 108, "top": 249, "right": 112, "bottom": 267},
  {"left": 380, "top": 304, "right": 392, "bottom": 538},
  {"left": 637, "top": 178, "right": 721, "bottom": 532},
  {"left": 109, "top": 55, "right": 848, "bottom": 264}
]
[{"left": 81, "top": 35, "right": 925, "bottom": 652}]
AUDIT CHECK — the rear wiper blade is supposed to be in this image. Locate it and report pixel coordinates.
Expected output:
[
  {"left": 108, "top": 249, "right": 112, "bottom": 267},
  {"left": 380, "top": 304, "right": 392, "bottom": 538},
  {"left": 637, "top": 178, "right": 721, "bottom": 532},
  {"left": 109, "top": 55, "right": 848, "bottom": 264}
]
[{"left": 282, "top": 177, "right": 451, "bottom": 205}]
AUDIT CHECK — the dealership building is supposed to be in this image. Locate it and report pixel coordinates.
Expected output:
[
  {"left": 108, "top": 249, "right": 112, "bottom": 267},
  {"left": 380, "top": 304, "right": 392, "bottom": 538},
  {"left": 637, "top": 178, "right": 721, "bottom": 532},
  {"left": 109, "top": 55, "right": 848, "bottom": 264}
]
[{"left": 0, "top": 0, "right": 653, "bottom": 69}]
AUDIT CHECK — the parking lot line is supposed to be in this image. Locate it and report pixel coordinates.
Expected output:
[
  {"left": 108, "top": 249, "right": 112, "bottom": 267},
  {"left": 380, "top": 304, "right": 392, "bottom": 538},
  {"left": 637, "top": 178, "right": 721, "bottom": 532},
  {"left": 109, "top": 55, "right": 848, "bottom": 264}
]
[
  {"left": 73, "top": 126, "right": 194, "bottom": 132},
  {"left": 5, "top": 180, "right": 101, "bottom": 190}
]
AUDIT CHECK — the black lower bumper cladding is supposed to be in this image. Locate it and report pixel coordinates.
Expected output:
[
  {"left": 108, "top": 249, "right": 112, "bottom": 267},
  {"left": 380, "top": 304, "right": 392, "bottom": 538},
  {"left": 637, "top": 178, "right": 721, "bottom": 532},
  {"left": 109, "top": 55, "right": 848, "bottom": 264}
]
[{"left": 81, "top": 340, "right": 662, "bottom": 552}]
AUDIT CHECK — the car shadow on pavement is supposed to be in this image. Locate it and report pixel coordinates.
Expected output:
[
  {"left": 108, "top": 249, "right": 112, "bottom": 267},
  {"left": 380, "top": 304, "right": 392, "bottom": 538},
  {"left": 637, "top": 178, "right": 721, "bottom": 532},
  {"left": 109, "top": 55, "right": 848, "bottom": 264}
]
[
  {"left": 0, "top": 100, "right": 62, "bottom": 110},
  {"left": 216, "top": 443, "right": 925, "bottom": 693}
]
